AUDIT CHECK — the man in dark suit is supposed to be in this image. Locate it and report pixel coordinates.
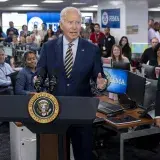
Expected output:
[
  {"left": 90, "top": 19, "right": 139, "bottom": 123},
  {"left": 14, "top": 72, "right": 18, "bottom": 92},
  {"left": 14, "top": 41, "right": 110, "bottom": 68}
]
[{"left": 37, "top": 7, "right": 107, "bottom": 160}]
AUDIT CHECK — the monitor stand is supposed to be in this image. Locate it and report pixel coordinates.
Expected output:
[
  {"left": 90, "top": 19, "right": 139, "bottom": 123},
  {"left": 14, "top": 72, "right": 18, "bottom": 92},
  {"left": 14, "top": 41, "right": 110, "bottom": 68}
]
[{"left": 118, "top": 94, "right": 137, "bottom": 109}]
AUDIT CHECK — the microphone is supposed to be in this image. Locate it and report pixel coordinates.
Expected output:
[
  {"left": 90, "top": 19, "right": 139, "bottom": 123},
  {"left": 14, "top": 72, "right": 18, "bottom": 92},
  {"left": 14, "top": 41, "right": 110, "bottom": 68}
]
[
  {"left": 34, "top": 67, "right": 46, "bottom": 92},
  {"left": 48, "top": 70, "right": 57, "bottom": 93}
]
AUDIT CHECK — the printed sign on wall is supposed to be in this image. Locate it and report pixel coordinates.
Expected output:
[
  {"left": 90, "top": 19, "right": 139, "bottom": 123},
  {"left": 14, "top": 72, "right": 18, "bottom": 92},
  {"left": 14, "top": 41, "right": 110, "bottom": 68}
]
[
  {"left": 101, "top": 9, "right": 120, "bottom": 28},
  {"left": 27, "top": 12, "right": 60, "bottom": 32}
]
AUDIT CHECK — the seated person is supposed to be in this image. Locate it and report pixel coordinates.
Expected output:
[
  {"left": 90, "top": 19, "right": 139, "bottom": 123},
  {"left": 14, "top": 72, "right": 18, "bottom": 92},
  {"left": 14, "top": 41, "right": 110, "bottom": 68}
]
[
  {"left": 19, "top": 36, "right": 26, "bottom": 46},
  {"left": 15, "top": 50, "right": 37, "bottom": 95},
  {"left": 25, "top": 36, "right": 39, "bottom": 51},
  {"left": 119, "top": 36, "right": 132, "bottom": 62},
  {"left": 108, "top": 44, "right": 130, "bottom": 63},
  {"left": 0, "top": 48, "right": 13, "bottom": 95},
  {"left": 11, "top": 34, "right": 19, "bottom": 46},
  {"left": 148, "top": 43, "right": 160, "bottom": 67},
  {"left": 5, "top": 30, "right": 14, "bottom": 43}
]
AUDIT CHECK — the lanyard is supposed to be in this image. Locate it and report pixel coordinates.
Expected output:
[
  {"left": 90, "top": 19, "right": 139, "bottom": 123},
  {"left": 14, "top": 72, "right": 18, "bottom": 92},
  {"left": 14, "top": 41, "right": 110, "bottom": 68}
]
[
  {"left": 103, "top": 38, "right": 106, "bottom": 46},
  {"left": 95, "top": 33, "right": 100, "bottom": 42}
]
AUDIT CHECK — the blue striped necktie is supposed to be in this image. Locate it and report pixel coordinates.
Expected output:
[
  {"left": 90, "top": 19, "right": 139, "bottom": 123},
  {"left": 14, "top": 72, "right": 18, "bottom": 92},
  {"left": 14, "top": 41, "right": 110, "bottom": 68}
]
[{"left": 65, "top": 43, "right": 74, "bottom": 78}]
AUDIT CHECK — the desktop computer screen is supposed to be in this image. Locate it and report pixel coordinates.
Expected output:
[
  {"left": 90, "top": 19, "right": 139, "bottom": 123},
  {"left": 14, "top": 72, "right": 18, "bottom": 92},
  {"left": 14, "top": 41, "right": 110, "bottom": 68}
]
[
  {"left": 112, "top": 61, "right": 130, "bottom": 71},
  {"left": 103, "top": 67, "right": 128, "bottom": 94},
  {"left": 142, "top": 64, "right": 156, "bottom": 79},
  {"left": 127, "top": 72, "right": 146, "bottom": 106},
  {"left": 131, "top": 43, "right": 148, "bottom": 54}
]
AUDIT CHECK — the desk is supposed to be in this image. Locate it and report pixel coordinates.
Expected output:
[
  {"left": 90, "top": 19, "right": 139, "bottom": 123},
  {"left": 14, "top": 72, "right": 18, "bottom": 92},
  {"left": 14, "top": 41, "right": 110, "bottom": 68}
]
[{"left": 96, "top": 96, "right": 160, "bottom": 160}]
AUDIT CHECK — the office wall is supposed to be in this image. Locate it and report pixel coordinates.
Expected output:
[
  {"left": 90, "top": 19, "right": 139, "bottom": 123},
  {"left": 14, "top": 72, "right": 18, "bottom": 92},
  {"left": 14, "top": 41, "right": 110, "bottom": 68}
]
[
  {"left": 98, "top": 0, "right": 148, "bottom": 43},
  {"left": 97, "top": 0, "right": 126, "bottom": 43},
  {"left": 125, "top": 0, "right": 148, "bottom": 43}
]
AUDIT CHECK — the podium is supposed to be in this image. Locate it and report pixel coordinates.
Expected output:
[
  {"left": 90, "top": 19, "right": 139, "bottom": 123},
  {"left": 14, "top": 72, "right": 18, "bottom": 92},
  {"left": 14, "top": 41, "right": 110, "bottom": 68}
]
[{"left": 0, "top": 95, "right": 99, "bottom": 160}]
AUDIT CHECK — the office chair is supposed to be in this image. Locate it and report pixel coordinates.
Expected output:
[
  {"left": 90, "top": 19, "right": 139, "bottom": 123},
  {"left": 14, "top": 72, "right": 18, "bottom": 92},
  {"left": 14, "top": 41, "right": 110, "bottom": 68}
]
[{"left": 7, "top": 71, "right": 19, "bottom": 94}]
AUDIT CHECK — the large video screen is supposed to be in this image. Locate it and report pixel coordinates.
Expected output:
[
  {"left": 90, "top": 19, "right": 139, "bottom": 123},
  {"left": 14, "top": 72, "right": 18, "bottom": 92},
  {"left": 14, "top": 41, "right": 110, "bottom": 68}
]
[{"left": 103, "top": 67, "right": 128, "bottom": 94}]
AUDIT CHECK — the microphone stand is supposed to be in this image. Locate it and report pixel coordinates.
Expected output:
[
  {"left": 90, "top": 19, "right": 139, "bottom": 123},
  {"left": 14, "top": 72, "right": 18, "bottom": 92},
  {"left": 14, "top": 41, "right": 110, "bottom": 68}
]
[{"left": 49, "top": 75, "right": 57, "bottom": 94}]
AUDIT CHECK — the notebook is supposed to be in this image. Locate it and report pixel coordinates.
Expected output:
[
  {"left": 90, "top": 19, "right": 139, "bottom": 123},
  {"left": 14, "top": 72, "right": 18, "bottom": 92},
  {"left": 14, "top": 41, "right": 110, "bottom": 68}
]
[{"left": 105, "top": 114, "right": 141, "bottom": 125}]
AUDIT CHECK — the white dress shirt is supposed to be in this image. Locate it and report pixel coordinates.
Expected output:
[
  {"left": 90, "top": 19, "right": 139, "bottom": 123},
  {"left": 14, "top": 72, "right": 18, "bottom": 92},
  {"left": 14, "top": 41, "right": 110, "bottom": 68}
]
[{"left": 63, "top": 36, "right": 79, "bottom": 64}]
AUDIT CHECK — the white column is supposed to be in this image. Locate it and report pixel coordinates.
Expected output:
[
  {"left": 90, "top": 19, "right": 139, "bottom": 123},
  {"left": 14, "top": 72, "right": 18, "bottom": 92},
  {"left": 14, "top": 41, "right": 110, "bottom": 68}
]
[{"left": 125, "top": 0, "right": 148, "bottom": 43}]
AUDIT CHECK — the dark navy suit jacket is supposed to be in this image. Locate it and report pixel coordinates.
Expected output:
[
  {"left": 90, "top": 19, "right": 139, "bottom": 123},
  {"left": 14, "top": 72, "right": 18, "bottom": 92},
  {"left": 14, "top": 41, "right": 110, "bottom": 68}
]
[{"left": 37, "top": 36, "right": 104, "bottom": 97}]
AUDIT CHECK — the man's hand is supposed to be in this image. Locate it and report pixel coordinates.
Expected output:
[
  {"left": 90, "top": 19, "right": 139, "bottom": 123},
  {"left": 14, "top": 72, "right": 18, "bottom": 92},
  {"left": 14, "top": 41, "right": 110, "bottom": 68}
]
[
  {"left": 29, "top": 92, "right": 37, "bottom": 95},
  {"left": 155, "top": 118, "right": 160, "bottom": 127},
  {"left": 96, "top": 73, "right": 107, "bottom": 90}
]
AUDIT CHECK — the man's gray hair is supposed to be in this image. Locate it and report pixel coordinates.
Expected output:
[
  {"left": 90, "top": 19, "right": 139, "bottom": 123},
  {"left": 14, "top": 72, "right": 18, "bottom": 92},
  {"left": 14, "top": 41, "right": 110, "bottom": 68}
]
[
  {"left": 60, "top": 7, "right": 81, "bottom": 22},
  {"left": 0, "top": 48, "right": 5, "bottom": 54}
]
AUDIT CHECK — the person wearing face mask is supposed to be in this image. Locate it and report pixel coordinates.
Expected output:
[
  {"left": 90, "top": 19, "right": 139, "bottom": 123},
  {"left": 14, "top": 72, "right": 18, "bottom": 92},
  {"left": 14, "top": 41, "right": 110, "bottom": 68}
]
[
  {"left": 119, "top": 36, "right": 132, "bottom": 61},
  {"left": 99, "top": 27, "right": 115, "bottom": 57},
  {"left": 15, "top": 51, "right": 37, "bottom": 95}
]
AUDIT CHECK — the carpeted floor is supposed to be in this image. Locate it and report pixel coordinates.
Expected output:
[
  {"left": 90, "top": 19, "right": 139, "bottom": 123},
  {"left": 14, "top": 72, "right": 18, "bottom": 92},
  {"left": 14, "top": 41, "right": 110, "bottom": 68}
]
[
  {"left": 0, "top": 123, "right": 10, "bottom": 160},
  {"left": 0, "top": 124, "right": 160, "bottom": 160}
]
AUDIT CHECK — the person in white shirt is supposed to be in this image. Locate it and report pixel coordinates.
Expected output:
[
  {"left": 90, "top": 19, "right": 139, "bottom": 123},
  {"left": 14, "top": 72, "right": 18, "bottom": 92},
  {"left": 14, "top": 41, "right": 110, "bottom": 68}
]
[
  {"left": 148, "top": 19, "right": 156, "bottom": 43},
  {"left": 39, "top": 23, "right": 47, "bottom": 41},
  {"left": 32, "top": 29, "right": 42, "bottom": 47}
]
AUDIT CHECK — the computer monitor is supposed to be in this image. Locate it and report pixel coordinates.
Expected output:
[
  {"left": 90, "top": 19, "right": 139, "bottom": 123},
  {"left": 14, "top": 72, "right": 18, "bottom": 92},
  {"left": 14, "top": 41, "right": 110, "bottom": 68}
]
[
  {"left": 103, "top": 67, "right": 128, "bottom": 94},
  {"left": 142, "top": 64, "right": 156, "bottom": 79},
  {"left": 127, "top": 72, "right": 146, "bottom": 106},
  {"left": 112, "top": 61, "right": 130, "bottom": 71},
  {"left": 131, "top": 43, "right": 148, "bottom": 54}
]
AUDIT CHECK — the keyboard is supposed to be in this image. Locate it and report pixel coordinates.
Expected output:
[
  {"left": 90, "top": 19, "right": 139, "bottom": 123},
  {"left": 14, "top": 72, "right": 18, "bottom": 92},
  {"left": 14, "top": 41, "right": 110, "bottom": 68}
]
[
  {"left": 105, "top": 115, "right": 141, "bottom": 125},
  {"left": 98, "top": 101, "right": 123, "bottom": 114}
]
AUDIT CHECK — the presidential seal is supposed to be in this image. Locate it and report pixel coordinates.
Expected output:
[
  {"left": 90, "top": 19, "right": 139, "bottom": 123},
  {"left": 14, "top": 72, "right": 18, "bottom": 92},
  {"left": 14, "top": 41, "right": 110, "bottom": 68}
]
[{"left": 28, "top": 92, "right": 59, "bottom": 123}]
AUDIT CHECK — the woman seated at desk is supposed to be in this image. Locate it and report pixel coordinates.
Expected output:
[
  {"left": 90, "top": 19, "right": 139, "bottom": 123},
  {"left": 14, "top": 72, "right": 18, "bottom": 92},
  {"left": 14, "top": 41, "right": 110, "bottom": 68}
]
[
  {"left": 15, "top": 50, "right": 37, "bottom": 95},
  {"left": 108, "top": 44, "right": 130, "bottom": 63}
]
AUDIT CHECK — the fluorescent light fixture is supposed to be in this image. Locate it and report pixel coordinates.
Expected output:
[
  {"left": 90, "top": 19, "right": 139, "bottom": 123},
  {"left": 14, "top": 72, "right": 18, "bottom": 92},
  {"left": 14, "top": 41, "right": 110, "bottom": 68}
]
[
  {"left": 80, "top": 7, "right": 98, "bottom": 11},
  {"left": 149, "top": 7, "right": 160, "bottom": 11},
  {"left": 11, "top": 12, "right": 18, "bottom": 14},
  {"left": 109, "top": 1, "right": 123, "bottom": 6},
  {"left": 0, "top": 0, "right": 8, "bottom": 2},
  {"left": 72, "top": 2, "right": 86, "bottom": 5},
  {"left": 42, "top": 0, "right": 63, "bottom": 3},
  {"left": 90, "top": 5, "right": 98, "bottom": 8},
  {"left": 22, "top": 4, "right": 38, "bottom": 7}
]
